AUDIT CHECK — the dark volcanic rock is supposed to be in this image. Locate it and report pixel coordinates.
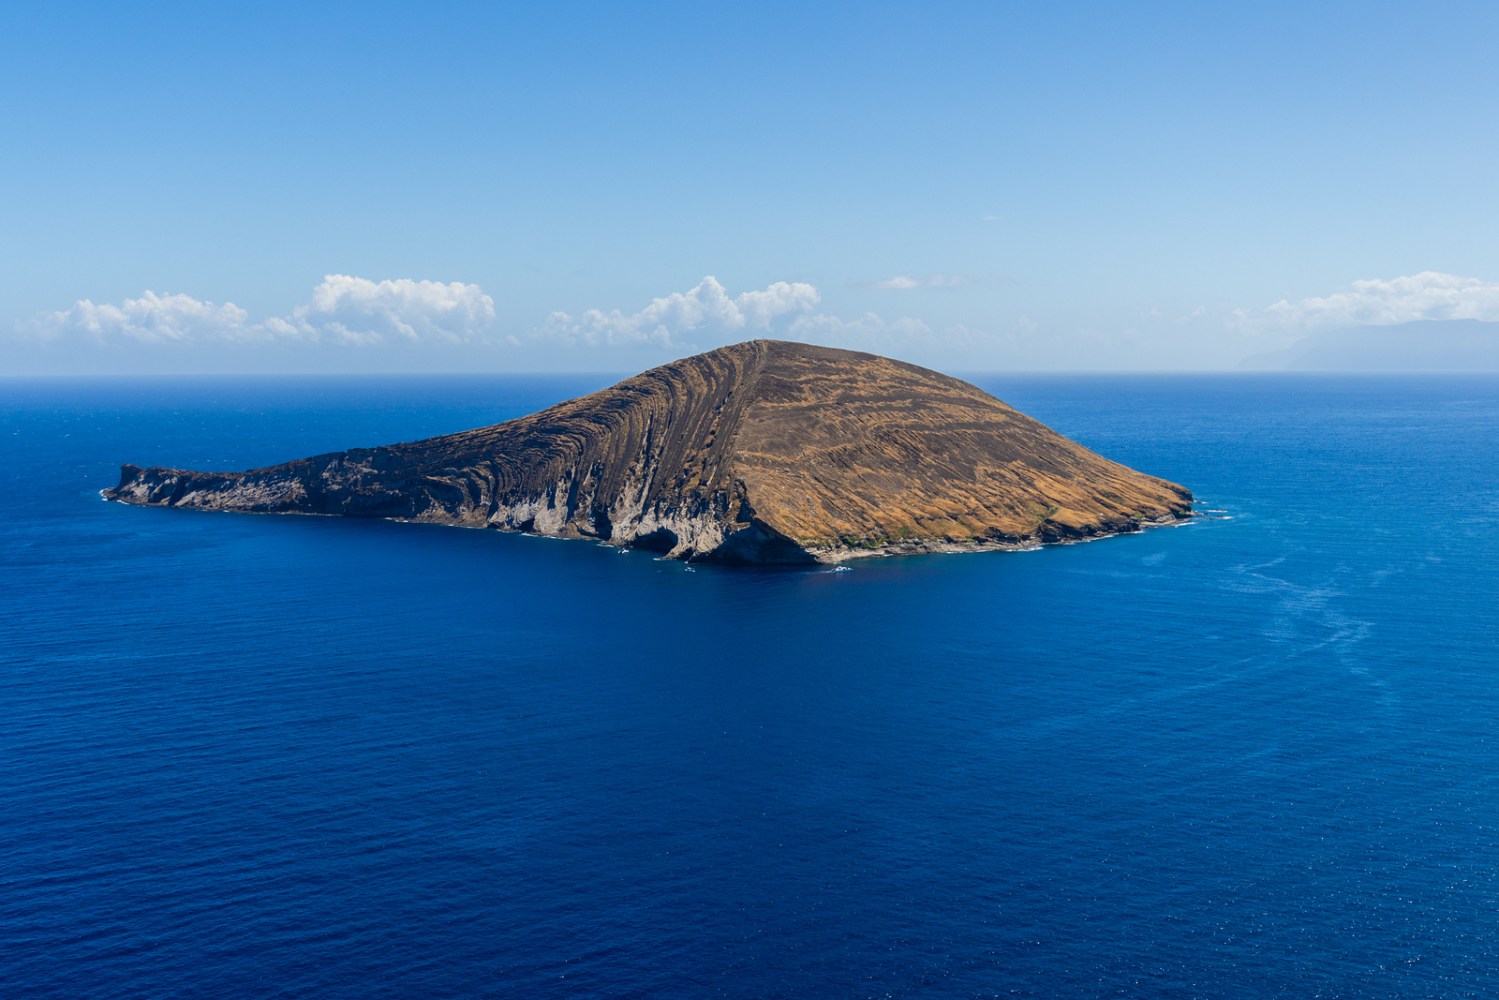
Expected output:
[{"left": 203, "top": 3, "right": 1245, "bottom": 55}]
[{"left": 105, "top": 340, "right": 1194, "bottom": 563}]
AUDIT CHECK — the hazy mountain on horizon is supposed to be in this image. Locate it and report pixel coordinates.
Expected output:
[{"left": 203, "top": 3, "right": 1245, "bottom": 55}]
[{"left": 1241, "top": 319, "right": 1499, "bottom": 371}]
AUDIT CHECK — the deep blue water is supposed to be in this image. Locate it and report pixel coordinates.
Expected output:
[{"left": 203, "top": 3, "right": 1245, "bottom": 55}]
[{"left": 3, "top": 373, "right": 1498, "bottom": 998}]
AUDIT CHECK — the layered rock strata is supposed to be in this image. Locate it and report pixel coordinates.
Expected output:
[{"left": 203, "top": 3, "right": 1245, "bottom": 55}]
[{"left": 106, "top": 340, "right": 1193, "bottom": 563}]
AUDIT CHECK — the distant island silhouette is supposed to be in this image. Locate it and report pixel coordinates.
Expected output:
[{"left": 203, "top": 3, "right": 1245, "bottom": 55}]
[
  {"left": 1241, "top": 319, "right": 1499, "bottom": 371},
  {"left": 106, "top": 340, "right": 1193, "bottom": 564}
]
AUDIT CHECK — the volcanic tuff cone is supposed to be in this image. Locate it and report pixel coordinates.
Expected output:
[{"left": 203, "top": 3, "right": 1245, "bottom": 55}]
[{"left": 106, "top": 340, "right": 1194, "bottom": 563}]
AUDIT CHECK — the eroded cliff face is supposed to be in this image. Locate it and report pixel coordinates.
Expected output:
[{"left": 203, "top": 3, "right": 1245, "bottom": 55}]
[{"left": 106, "top": 340, "right": 1194, "bottom": 564}]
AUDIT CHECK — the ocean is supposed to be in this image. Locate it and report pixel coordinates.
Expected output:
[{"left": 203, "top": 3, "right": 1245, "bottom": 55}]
[{"left": 3, "top": 373, "right": 1497, "bottom": 998}]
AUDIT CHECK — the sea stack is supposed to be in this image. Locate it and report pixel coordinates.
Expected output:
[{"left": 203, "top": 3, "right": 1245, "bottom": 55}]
[{"left": 106, "top": 340, "right": 1193, "bottom": 563}]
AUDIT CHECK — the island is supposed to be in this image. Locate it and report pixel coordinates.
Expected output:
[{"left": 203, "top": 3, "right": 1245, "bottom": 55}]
[{"left": 105, "top": 340, "right": 1193, "bottom": 564}]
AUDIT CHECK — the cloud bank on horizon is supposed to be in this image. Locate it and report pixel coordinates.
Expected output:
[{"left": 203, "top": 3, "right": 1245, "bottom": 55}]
[
  {"left": 15, "top": 274, "right": 934, "bottom": 365},
  {"left": 28, "top": 276, "right": 498, "bottom": 348},
  {"left": 1236, "top": 272, "right": 1499, "bottom": 333},
  {"left": 540, "top": 276, "right": 934, "bottom": 352},
  {"left": 10, "top": 270, "right": 1498, "bottom": 374},
  {"left": 540, "top": 277, "right": 821, "bottom": 348}
]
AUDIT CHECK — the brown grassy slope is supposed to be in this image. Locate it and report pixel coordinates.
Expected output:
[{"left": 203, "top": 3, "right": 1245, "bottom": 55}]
[
  {"left": 722, "top": 342, "right": 1190, "bottom": 549},
  {"left": 106, "top": 340, "right": 1192, "bottom": 560}
]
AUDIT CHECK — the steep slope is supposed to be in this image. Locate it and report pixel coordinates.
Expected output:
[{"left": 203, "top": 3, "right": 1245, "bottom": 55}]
[{"left": 106, "top": 340, "right": 1193, "bottom": 563}]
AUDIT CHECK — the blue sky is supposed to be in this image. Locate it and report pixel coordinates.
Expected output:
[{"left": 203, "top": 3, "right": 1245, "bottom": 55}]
[{"left": 5, "top": 1, "right": 1498, "bottom": 374}]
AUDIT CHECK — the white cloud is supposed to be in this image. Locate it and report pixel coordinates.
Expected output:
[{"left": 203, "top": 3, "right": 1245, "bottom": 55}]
[
  {"left": 21, "top": 273, "right": 963, "bottom": 367},
  {"left": 24, "top": 275, "right": 497, "bottom": 348},
  {"left": 541, "top": 276, "right": 820, "bottom": 348},
  {"left": 276, "top": 275, "right": 496, "bottom": 346},
  {"left": 1240, "top": 271, "right": 1499, "bottom": 332},
  {"left": 535, "top": 275, "right": 958, "bottom": 361},
  {"left": 863, "top": 274, "right": 969, "bottom": 291},
  {"left": 32, "top": 291, "right": 253, "bottom": 344}
]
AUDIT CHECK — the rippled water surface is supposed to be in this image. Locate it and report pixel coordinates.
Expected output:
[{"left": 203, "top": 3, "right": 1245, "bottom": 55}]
[{"left": 3, "top": 373, "right": 1498, "bottom": 998}]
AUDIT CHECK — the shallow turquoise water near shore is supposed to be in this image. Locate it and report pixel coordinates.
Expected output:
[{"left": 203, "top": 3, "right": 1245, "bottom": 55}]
[{"left": 3, "top": 373, "right": 1498, "bottom": 997}]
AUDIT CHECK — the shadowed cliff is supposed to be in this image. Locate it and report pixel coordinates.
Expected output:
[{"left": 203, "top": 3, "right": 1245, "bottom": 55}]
[{"left": 106, "top": 340, "right": 1194, "bottom": 563}]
